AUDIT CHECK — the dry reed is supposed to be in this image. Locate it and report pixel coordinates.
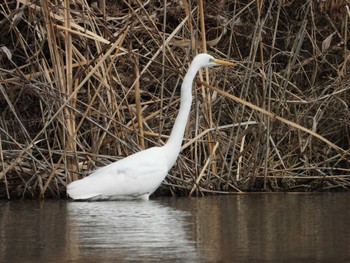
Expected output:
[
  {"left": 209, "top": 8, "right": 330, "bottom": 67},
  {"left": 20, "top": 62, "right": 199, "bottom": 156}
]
[{"left": 0, "top": 0, "right": 349, "bottom": 199}]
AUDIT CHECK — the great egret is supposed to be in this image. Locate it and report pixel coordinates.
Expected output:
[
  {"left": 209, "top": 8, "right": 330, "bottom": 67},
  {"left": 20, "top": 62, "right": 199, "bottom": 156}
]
[{"left": 67, "top": 53, "right": 234, "bottom": 200}]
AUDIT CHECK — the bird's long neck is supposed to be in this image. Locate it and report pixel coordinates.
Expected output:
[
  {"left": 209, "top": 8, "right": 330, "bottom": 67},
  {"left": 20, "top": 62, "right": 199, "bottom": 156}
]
[{"left": 163, "top": 64, "right": 200, "bottom": 168}]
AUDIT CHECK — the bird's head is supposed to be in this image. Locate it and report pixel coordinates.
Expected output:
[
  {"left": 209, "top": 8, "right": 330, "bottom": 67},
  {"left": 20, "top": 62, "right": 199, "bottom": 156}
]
[{"left": 192, "top": 53, "right": 235, "bottom": 69}]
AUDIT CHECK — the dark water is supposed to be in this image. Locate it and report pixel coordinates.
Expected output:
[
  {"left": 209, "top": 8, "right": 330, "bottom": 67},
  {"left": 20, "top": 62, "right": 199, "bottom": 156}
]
[{"left": 0, "top": 194, "right": 350, "bottom": 262}]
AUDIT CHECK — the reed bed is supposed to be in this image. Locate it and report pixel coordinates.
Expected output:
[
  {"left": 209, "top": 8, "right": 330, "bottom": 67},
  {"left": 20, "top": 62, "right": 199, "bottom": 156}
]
[{"left": 0, "top": 0, "right": 349, "bottom": 199}]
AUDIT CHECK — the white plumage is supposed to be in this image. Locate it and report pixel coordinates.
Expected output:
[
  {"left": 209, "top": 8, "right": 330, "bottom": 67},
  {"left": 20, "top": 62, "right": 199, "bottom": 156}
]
[
  {"left": 67, "top": 147, "right": 168, "bottom": 200},
  {"left": 67, "top": 53, "right": 234, "bottom": 201}
]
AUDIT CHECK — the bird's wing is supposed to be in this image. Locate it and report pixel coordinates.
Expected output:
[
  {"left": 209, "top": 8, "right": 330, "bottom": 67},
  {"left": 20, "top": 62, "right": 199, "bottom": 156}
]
[{"left": 67, "top": 147, "right": 169, "bottom": 200}]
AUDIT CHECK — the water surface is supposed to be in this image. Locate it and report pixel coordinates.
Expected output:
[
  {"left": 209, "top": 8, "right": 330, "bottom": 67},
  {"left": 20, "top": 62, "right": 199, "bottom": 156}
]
[{"left": 0, "top": 193, "right": 349, "bottom": 262}]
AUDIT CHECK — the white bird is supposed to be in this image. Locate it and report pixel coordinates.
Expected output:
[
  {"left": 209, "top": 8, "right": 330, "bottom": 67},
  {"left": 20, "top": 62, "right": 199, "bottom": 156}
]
[{"left": 67, "top": 53, "right": 234, "bottom": 201}]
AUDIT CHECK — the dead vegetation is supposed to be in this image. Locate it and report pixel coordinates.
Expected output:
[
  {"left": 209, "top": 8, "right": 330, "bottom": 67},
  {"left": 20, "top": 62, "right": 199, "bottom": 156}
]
[{"left": 0, "top": 0, "right": 349, "bottom": 199}]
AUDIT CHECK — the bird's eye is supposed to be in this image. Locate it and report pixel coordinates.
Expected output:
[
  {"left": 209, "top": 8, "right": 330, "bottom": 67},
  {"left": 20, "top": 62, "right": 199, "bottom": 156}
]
[{"left": 209, "top": 58, "right": 214, "bottom": 63}]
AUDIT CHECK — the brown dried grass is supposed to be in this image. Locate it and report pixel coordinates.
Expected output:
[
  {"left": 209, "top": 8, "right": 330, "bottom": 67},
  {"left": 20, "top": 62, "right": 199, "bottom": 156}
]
[{"left": 0, "top": 0, "right": 349, "bottom": 199}]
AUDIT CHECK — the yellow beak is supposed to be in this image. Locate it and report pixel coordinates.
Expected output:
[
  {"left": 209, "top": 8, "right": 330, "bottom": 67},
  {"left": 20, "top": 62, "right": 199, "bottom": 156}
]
[{"left": 214, "top": 58, "right": 235, "bottom": 66}]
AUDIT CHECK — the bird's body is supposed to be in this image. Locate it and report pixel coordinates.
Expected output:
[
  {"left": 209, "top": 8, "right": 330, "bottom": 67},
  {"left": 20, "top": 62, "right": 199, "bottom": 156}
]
[
  {"left": 67, "top": 53, "right": 234, "bottom": 201},
  {"left": 67, "top": 147, "right": 169, "bottom": 200}
]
